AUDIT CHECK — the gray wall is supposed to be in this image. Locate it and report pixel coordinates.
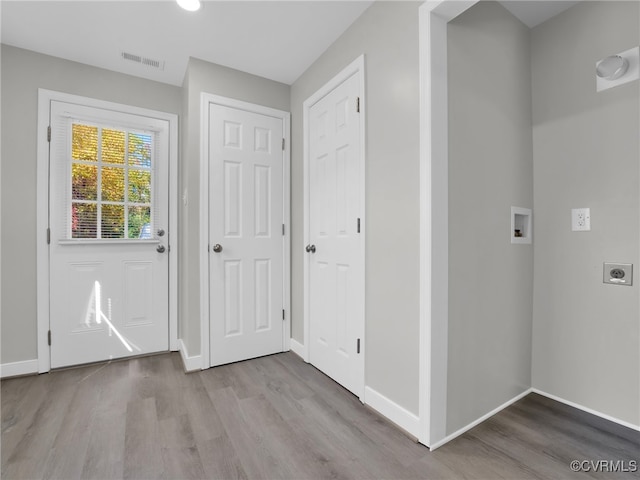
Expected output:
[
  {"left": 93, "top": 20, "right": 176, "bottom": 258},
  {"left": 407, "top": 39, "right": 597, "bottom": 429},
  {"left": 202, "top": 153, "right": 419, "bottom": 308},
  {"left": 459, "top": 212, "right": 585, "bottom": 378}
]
[
  {"left": 180, "top": 57, "right": 290, "bottom": 356},
  {"left": 0, "top": 45, "right": 182, "bottom": 364},
  {"left": 291, "top": 1, "right": 421, "bottom": 414},
  {"left": 0, "top": 45, "right": 289, "bottom": 364},
  {"left": 446, "top": 1, "right": 534, "bottom": 434},
  {"left": 531, "top": 1, "right": 640, "bottom": 425}
]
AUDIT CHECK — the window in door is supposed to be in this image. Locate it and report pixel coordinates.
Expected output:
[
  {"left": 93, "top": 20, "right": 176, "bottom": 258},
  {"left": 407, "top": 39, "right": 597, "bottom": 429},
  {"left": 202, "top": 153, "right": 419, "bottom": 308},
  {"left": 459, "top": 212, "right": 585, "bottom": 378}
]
[{"left": 69, "top": 123, "right": 154, "bottom": 240}]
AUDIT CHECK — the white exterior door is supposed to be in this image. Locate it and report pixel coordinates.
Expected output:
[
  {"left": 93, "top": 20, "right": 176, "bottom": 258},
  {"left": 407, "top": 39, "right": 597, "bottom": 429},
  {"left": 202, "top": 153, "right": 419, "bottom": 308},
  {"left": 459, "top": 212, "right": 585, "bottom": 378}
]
[
  {"left": 307, "top": 70, "right": 364, "bottom": 396},
  {"left": 48, "top": 101, "right": 170, "bottom": 368},
  {"left": 209, "top": 103, "right": 285, "bottom": 367}
]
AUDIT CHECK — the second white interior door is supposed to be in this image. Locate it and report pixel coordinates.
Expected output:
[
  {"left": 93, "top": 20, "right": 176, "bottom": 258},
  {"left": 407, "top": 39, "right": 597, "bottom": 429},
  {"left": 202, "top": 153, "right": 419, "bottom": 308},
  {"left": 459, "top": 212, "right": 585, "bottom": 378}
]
[
  {"left": 209, "top": 103, "right": 285, "bottom": 367},
  {"left": 308, "top": 70, "right": 364, "bottom": 397}
]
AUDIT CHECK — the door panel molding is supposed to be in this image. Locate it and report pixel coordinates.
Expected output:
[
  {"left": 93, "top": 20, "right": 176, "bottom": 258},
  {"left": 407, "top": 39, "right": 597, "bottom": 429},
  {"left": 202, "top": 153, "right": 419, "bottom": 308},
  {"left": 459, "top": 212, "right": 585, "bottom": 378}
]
[
  {"left": 303, "top": 55, "right": 366, "bottom": 400},
  {"left": 36, "top": 89, "right": 179, "bottom": 372},
  {"left": 199, "top": 94, "right": 291, "bottom": 370}
]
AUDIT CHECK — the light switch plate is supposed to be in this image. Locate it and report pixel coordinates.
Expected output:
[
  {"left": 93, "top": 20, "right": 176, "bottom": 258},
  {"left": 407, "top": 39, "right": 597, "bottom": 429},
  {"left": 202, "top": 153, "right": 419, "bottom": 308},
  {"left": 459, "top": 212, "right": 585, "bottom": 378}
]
[
  {"left": 603, "top": 263, "right": 633, "bottom": 286},
  {"left": 572, "top": 208, "right": 590, "bottom": 231}
]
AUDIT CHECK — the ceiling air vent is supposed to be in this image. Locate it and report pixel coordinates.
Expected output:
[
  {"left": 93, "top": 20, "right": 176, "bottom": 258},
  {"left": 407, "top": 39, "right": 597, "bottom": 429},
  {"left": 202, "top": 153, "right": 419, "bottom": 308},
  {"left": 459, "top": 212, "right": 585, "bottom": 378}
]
[{"left": 121, "top": 51, "right": 165, "bottom": 70}]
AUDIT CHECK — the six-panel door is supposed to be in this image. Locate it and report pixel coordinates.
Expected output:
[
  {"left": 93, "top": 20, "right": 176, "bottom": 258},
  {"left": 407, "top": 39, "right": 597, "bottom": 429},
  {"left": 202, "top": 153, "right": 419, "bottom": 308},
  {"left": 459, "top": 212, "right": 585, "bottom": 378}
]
[
  {"left": 209, "top": 104, "right": 285, "bottom": 366},
  {"left": 308, "top": 72, "right": 363, "bottom": 395}
]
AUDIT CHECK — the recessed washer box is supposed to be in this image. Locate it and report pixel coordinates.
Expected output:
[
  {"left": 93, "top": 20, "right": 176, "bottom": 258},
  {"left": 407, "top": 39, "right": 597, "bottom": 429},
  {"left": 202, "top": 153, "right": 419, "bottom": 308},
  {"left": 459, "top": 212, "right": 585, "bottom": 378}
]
[
  {"left": 603, "top": 263, "right": 633, "bottom": 286},
  {"left": 511, "top": 207, "right": 532, "bottom": 244}
]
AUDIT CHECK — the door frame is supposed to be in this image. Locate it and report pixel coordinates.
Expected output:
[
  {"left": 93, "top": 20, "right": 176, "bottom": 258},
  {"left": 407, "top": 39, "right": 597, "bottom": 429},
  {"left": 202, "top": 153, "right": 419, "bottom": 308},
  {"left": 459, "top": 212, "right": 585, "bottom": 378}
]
[
  {"left": 418, "top": 0, "right": 479, "bottom": 449},
  {"left": 36, "top": 89, "right": 179, "bottom": 373},
  {"left": 199, "top": 93, "right": 291, "bottom": 370},
  {"left": 302, "top": 55, "right": 366, "bottom": 400}
]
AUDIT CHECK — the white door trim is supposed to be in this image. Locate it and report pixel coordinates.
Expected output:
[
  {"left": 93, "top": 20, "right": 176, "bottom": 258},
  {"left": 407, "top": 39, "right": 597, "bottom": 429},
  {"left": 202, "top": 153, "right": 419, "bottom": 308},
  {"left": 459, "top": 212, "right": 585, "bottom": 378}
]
[
  {"left": 418, "top": 0, "right": 479, "bottom": 448},
  {"left": 199, "top": 93, "right": 291, "bottom": 370},
  {"left": 302, "top": 55, "right": 366, "bottom": 398},
  {"left": 36, "top": 89, "right": 179, "bottom": 373}
]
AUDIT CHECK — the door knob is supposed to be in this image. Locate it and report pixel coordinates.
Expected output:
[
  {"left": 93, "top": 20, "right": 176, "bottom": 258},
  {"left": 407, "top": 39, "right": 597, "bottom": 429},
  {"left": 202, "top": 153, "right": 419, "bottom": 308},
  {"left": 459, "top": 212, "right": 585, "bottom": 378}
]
[
  {"left": 156, "top": 245, "right": 166, "bottom": 253},
  {"left": 213, "top": 244, "right": 223, "bottom": 253},
  {"left": 305, "top": 244, "right": 316, "bottom": 253}
]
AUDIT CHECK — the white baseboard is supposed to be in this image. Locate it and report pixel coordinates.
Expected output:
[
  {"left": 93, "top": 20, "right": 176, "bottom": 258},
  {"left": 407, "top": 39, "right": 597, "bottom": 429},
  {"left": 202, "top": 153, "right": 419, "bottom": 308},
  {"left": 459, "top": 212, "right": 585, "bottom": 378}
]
[
  {"left": 289, "top": 338, "right": 307, "bottom": 361},
  {"left": 532, "top": 388, "right": 640, "bottom": 432},
  {"left": 364, "top": 386, "right": 420, "bottom": 438},
  {"left": 429, "top": 388, "right": 533, "bottom": 451},
  {"left": 178, "top": 339, "right": 202, "bottom": 373},
  {"left": 1, "top": 359, "right": 39, "bottom": 379}
]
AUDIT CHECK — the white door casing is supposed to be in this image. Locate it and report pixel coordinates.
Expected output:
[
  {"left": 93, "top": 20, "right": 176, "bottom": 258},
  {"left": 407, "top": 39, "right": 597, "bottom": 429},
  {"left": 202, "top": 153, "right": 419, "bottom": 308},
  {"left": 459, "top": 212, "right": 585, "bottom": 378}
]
[
  {"left": 200, "top": 94, "right": 291, "bottom": 369},
  {"left": 418, "top": 0, "right": 479, "bottom": 448},
  {"left": 37, "top": 91, "right": 178, "bottom": 371},
  {"left": 304, "top": 56, "right": 365, "bottom": 399}
]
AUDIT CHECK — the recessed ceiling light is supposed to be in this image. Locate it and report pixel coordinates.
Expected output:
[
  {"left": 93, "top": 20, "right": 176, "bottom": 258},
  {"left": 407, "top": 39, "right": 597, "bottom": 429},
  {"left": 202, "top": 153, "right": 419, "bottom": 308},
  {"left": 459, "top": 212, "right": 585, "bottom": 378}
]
[{"left": 177, "top": 0, "right": 201, "bottom": 12}]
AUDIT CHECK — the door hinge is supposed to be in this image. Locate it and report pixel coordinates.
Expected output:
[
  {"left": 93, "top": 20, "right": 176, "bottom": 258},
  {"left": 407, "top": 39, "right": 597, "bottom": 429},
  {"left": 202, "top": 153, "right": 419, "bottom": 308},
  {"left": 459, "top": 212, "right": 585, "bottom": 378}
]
[
  {"left": 48, "top": 330, "right": 52, "bottom": 346},
  {"left": 47, "top": 126, "right": 51, "bottom": 142},
  {"left": 282, "top": 138, "right": 285, "bottom": 151},
  {"left": 356, "top": 97, "right": 360, "bottom": 113},
  {"left": 357, "top": 218, "right": 360, "bottom": 233},
  {"left": 282, "top": 309, "right": 285, "bottom": 321},
  {"left": 47, "top": 228, "right": 51, "bottom": 244},
  {"left": 282, "top": 224, "right": 285, "bottom": 236},
  {"left": 357, "top": 338, "right": 361, "bottom": 354}
]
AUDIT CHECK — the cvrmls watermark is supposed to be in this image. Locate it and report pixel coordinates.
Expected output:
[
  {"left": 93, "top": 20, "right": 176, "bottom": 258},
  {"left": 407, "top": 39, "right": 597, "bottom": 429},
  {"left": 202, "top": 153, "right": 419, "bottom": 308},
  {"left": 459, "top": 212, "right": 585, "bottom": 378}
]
[{"left": 570, "top": 460, "right": 638, "bottom": 473}]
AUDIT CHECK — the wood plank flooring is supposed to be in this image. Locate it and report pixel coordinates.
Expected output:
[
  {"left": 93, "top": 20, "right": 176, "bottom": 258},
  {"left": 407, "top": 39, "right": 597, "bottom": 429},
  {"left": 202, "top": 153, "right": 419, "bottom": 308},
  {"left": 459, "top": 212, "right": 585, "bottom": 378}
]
[{"left": 2, "top": 352, "right": 638, "bottom": 479}]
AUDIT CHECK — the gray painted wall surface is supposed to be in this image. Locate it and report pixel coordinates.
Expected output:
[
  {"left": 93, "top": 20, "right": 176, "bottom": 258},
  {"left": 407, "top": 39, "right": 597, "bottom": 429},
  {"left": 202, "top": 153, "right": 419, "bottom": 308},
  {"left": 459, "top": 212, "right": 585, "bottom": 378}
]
[
  {"left": 180, "top": 57, "right": 290, "bottom": 356},
  {"left": 531, "top": 1, "right": 640, "bottom": 425},
  {"left": 446, "top": 1, "right": 534, "bottom": 434},
  {"left": 179, "top": 67, "right": 191, "bottom": 349},
  {"left": 291, "top": 1, "right": 421, "bottom": 414},
  {"left": 0, "top": 45, "right": 182, "bottom": 364}
]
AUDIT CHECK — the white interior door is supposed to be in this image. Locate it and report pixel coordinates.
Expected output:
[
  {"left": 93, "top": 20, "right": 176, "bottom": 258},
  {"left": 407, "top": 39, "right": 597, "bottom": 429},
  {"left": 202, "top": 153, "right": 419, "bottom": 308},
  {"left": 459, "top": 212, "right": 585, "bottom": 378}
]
[
  {"left": 308, "top": 70, "right": 364, "bottom": 396},
  {"left": 48, "top": 101, "right": 170, "bottom": 368},
  {"left": 209, "top": 103, "right": 285, "bottom": 367}
]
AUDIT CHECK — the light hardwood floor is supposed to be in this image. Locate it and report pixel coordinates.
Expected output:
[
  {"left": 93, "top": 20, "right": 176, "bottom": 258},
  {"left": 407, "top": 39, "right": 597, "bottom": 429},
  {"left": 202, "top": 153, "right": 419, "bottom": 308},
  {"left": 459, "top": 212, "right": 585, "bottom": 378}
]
[{"left": 2, "top": 352, "right": 638, "bottom": 479}]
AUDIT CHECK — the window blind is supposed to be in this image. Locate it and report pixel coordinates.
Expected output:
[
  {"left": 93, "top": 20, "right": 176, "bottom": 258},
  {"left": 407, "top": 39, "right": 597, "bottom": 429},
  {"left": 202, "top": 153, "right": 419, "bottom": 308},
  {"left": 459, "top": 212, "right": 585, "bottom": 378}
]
[{"left": 53, "top": 114, "right": 159, "bottom": 241}]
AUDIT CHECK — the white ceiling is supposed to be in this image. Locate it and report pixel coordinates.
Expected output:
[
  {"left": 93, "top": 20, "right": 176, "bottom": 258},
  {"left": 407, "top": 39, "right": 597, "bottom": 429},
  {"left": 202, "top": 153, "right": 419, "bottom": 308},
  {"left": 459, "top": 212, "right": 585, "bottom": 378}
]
[
  {"left": 499, "top": 0, "right": 579, "bottom": 28},
  {"left": 1, "top": 0, "right": 374, "bottom": 86},
  {"left": 1, "top": 1, "right": 580, "bottom": 87}
]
